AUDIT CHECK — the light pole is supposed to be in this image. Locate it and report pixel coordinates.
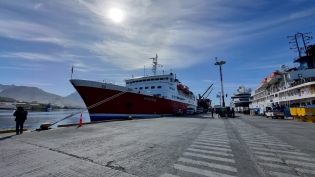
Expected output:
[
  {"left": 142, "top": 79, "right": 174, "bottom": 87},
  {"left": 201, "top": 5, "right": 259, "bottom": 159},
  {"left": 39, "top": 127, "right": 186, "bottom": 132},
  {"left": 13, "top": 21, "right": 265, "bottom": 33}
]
[{"left": 215, "top": 57, "right": 226, "bottom": 107}]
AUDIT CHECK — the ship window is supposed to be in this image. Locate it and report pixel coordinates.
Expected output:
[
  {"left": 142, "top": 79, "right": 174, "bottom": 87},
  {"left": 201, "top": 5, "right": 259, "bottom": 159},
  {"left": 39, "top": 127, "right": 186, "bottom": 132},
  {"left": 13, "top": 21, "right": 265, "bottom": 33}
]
[
  {"left": 160, "top": 78, "right": 163, "bottom": 80},
  {"left": 155, "top": 78, "right": 159, "bottom": 80},
  {"left": 139, "top": 80, "right": 142, "bottom": 82},
  {"left": 126, "top": 82, "right": 129, "bottom": 84},
  {"left": 134, "top": 88, "right": 137, "bottom": 89},
  {"left": 151, "top": 79, "right": 154, "bottom": 81},
  {"left": 132, "top": 81, "right": 135, "bottom": 83},
  {"left": 158, "top": 86, "right": 162, "bottom": 88},
  {"left": 170, "top": 78, "right": 173, "bottom": 82},
  {"left": 139, "top": 87, "right": 143, "bottom": 90},
  {"left": 165, "top": 78, "right": 168, "bottom": 80},
  {"left": 135, "top": 81, "right": 138, "bottom": 83},
  {"left": 151, "top": 86, "right": 155, "bottom": 89},
  {"left": 145, "top": 86, "right": 149, "bottom": 89},
  {"left": 147, "top": 79, "right": 150, "bottom": 81}
]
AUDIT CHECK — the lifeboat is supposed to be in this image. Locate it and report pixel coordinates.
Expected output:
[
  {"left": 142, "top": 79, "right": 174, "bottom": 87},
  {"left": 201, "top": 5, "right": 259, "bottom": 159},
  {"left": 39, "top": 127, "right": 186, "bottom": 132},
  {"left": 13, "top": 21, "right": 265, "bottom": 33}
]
[
  {"left": 177, "top": 84, "right": 184, "bottom": 91},
  {"left": 266, "top": 72, "right": 281, "bottom": 85},
  {"left": 260, "top": 78, "right": 268, "bottom": 88},
  {"left": 183, "top": 86, "right": 189, "bottom": 94}
]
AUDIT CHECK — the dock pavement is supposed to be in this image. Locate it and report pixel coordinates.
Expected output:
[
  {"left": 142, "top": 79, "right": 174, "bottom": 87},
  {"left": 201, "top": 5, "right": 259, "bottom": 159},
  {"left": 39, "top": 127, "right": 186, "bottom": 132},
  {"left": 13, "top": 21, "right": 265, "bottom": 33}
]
[{"left": 1, "top": 113, "right": 315, "bottom": 177}]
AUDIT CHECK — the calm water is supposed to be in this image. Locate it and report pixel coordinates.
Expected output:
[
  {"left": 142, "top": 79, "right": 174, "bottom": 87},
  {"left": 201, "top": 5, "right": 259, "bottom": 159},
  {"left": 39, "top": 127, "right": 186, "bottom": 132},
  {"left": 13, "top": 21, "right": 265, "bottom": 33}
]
[{"left": 0, "top": 109, "right": 90, "bottom": 130}]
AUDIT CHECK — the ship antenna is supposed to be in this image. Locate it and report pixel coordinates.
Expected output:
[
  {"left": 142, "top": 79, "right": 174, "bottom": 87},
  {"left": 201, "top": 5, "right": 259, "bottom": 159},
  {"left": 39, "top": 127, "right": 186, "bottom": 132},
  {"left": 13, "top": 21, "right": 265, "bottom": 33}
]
[{"left": 150, "top": 53, "right": 162, "bottom": 75}]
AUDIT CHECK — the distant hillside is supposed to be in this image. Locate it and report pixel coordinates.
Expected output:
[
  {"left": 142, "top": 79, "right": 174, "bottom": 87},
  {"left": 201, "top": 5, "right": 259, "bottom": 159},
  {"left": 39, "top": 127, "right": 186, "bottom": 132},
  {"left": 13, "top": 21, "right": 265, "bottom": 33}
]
[
  {"left": 0, "top": 84, "right": 16, "bottom": 92},
  {"left": 0, "top": 85, "right": 85, "bottom": 107},
  {"left": 0, "top": 96, "right": 16, "bottom": 102},
  {"left": 65, "top": 92, "right": 83, "bottom": 102}
]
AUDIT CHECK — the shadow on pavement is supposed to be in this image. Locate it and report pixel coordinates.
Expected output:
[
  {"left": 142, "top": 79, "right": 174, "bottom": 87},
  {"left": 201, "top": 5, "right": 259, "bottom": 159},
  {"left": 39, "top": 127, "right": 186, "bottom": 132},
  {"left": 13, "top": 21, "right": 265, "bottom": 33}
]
[{"left": 0, "top": 135, "right": 15, "bottom": 141}]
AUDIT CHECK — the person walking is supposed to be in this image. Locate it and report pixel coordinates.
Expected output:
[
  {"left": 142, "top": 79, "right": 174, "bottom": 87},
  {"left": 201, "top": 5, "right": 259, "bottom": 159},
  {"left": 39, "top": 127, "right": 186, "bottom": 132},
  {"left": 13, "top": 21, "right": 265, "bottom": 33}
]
[
  {"left": 225, "top": 109, "right": 229, "bottom": 119},
  {"left": 211, "top": 108, "right": 214, "bottom": 118},
  {"left": 13, "top": 107, "right": 28, "bottom": 135},
  {"left": 231, "top": 108, "right": 235, "bottom": 118}
]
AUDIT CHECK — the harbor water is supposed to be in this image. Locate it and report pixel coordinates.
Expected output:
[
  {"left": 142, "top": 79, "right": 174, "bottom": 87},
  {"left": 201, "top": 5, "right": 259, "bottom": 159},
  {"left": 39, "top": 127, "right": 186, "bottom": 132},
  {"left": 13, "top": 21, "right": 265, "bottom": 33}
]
[{"left": 0, "top": 109, "right": 90, "bottom": 130}]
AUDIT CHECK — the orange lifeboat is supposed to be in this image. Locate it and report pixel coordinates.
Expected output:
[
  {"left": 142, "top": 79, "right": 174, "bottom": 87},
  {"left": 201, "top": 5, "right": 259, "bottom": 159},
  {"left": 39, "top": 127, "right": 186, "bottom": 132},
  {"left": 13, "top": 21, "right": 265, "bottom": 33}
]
[
  {"left": 177, "top": 84, "right": 184, "bottom": 90},
  {"left": 183, "top": 86, "right": 189, "bottom": 94},
  {"left": 266, "top": 71, "right": 281, "bottom": 84},
  {"left": 260, "top": 78, "right": 268, "bottom": 88}
]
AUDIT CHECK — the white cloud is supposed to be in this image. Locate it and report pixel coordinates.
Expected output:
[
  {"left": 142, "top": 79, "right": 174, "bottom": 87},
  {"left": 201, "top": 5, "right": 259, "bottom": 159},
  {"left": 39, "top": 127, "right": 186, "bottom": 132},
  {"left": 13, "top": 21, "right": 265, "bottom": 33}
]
[
  {"left": 289, "top": 7, "right": 315, "bottom": 19},
  {"left": 34, "top": 3, "right": 42, "bottom": 9},
  {"left": 0, "top": 52, "right": 59, "bottom": 62}
]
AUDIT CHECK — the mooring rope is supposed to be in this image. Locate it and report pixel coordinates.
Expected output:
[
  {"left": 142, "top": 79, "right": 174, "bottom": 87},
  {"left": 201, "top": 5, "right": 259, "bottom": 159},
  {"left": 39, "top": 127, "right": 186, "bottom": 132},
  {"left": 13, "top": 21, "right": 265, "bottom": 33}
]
[{"left": 49, "top": 91, "right": 127, "bottom": 127}]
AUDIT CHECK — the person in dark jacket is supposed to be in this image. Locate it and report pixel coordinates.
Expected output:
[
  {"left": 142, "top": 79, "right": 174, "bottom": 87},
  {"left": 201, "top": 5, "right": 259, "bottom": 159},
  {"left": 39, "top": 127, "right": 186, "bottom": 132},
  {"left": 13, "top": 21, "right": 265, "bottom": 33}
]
[{"left": 13, "top": 107, "right": 27, "bottom": 135}]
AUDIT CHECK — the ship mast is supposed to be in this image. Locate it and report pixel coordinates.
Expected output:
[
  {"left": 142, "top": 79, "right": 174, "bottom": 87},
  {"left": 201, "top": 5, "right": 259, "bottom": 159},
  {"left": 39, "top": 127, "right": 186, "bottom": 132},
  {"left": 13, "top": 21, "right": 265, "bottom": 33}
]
[{"left": 150, "top": 54, "right": 162, "bottom": 75}]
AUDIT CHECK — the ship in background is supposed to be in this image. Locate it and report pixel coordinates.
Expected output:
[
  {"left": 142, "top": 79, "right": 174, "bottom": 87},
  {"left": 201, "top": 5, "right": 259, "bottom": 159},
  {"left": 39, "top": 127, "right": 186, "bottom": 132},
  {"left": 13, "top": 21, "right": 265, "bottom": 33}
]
[
  {"left": 249, "top": 32, "right": 315, "bottom": 116},
  {"left": 70, "top": 54, "right": 198, "bottom": 122},
  {"left": 230, "top": 86, "right": 252, "bottom": 113}
]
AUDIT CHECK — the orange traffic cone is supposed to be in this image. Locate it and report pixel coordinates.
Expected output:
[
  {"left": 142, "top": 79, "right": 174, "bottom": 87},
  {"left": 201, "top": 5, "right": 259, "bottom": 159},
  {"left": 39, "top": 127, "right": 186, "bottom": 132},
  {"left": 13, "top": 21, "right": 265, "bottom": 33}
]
[{"left": 79, "top": 113, "right": 83, "bottom": 127}]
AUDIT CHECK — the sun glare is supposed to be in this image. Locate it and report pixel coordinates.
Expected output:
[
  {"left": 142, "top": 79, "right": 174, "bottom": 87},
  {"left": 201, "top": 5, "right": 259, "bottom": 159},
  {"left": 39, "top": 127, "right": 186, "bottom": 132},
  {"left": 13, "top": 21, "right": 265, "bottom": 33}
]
[{"left": 109, "top": 8, "right": 123, "bottom": 23}]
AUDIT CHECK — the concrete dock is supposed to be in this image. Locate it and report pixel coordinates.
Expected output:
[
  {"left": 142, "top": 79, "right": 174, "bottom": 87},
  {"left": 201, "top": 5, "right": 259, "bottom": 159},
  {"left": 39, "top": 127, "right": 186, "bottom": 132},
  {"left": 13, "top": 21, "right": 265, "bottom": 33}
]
[{"left": 1, "top": 113, "right": 315, "bottom": 177}]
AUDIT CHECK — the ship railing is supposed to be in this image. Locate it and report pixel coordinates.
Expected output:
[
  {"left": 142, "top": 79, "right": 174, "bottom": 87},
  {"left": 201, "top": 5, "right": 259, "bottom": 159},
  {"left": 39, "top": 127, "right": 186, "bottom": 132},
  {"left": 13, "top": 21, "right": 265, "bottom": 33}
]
[{"left": 289, "top": 77, "right": 315, "bottom": 87}]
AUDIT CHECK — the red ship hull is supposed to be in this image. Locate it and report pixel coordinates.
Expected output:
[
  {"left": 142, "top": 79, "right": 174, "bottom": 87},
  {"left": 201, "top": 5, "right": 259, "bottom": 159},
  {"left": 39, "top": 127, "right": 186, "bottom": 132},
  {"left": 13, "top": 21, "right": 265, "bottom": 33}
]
[{"left": 75, "top": 86, "right": 190, "bottom": 122}]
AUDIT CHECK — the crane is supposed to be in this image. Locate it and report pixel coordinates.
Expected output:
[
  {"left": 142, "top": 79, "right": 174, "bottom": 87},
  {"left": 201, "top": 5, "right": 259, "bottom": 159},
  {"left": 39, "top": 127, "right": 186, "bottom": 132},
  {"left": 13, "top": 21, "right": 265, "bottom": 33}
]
[{"left": 199, "top": 84, "right": 213, "bottom": 99}]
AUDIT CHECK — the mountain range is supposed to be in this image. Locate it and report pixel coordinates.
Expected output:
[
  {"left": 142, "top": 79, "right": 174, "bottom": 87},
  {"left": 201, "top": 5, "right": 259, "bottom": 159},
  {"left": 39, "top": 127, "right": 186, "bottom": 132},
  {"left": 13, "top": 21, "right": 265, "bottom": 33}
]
[{"left": 0, "top": 84, "right": 85, "bottom": 107}]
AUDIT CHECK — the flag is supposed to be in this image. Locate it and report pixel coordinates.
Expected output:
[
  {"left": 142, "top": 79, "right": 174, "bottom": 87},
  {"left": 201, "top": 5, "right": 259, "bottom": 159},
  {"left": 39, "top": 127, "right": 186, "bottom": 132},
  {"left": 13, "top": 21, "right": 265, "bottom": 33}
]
[
  {"left": 71, "top": 65, "right": 73, "bottom": 73},
  {"left": 216, "top": 94, "right": 220, "bottom": 98}
]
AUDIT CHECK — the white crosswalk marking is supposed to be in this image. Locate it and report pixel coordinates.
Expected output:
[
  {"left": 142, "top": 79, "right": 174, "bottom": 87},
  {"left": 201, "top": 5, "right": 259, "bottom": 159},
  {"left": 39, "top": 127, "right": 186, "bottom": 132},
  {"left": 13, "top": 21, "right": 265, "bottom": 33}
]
[
  {"left": 228, "top": 118, "right": 315, "bottom": 177},
  {"left": 159, "top": 173, "right": 180, "bottom": 177},
  {"left": 178, "top": 157, "right": 237, "bottom": 172},
  {"left": 184, "top": 152, "right": 235, "bottom": 163},
  {"left": 162, "top": 118, "right": 237, "bottom": 177},
  {"left": 187, "top": 148, "right": 234, "bottom": 157},
  {"left": 173, "top": 164, "right": 236, "bottom": 177},
  {"left": 193, "top": 142, "right": 231, "bottom": 148},
  {"left": 191, "top": 144, "right": 232, "bottom": 151}
]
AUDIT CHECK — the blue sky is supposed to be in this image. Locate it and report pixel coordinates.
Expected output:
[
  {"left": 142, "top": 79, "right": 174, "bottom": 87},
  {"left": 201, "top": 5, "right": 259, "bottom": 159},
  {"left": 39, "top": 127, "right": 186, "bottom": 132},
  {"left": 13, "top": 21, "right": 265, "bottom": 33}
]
[{"left": 0, "top": 0, "right": 314, "bottom": 105}]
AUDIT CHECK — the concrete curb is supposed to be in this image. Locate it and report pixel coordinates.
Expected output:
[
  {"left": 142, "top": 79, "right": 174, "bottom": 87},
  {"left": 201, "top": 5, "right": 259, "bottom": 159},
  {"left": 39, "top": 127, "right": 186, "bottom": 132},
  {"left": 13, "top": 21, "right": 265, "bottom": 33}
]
[{"left": 0, "top": 128, "right": 27, "bottom": 134}]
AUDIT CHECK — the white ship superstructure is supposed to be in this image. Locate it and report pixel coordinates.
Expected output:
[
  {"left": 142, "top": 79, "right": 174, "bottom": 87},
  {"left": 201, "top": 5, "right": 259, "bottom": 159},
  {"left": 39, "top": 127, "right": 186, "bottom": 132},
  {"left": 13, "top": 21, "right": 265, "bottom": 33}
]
[
  {"left": 230, "top": 86, "right": 252, "bottom": 112},
  {"left": 250, "top": 44, "right": 315, "bottom": 114}
]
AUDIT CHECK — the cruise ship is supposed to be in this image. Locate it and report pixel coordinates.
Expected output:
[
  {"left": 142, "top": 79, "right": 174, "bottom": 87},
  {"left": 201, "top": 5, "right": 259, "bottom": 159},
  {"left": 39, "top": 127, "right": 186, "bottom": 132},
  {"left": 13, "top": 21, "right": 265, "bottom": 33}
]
[
  {"left": 249, "top": 42, "right": 315, "bottom": 115},
  {"left": 230, "top": 86, "right": 252, "bottom": 112},
  {"left": 70, "top": 54, "right": 198, "bottom": 122}
]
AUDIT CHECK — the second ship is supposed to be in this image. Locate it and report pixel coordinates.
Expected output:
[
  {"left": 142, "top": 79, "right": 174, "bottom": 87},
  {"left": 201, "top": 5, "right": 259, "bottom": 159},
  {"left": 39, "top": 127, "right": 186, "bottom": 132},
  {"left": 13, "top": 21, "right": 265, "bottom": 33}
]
[{"left": 70, "top": 54, "right": 197, "bottom": 122}]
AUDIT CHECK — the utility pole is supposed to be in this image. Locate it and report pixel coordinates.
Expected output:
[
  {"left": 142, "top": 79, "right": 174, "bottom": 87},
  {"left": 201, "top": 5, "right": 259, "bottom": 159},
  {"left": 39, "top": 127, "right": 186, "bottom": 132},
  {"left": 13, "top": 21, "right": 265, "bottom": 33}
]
[{"left": 215, "top": 57, "right": 226, "bottom": 107}]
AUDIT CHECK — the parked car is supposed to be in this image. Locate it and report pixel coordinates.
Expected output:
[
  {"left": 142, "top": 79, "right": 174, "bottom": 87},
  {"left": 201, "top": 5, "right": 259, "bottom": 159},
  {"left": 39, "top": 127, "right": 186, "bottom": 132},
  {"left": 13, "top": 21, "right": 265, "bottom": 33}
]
[
  {"left": 186, "top": 107, "right": 196, "bottom": 115},
  {"left": 265, "top": 110, "right": 285, "bottom": 119},
  {"left": 196, "top": 107, "right": 203, "bottom": 114},
  {"left": 173, "top": 108, "right": 183, "bottom": 116}
]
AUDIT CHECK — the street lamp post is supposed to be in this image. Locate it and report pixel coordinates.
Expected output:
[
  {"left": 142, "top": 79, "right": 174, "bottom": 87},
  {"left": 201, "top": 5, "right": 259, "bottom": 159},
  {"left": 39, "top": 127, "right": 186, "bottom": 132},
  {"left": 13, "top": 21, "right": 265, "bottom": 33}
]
[{"left": 215, "top": 57, "right": 226, "bottom": 107}]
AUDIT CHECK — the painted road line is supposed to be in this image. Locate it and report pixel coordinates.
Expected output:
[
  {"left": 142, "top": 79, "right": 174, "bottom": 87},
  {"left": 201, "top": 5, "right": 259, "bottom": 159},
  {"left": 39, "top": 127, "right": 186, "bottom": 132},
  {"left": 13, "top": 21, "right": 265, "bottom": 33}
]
[
  {"left": 173, "top": 164, "right": 236, "bottom": 177},
  {"left": 246, "top": 142, "right": 292, "bottom": 148},
  {"left": 195, "top": 140, "right": 230, "bottom": 145},
  {"left": 193, "top": 142, "right": 231, "bottom": 149},
  {"left": 249, "top": 147, "right": 310, "bottom": 157},
  {"left": 282, "top": 154, "right": 315, "bottom": 162},
  {"left": 196, "top": 137, "right": 228, "bottom": 141},
  {"left": 252, "top": 151, "right": 275, "bottom": 156},
  {"left": 178, "top": 157, "right": 237, "bottom": 172},
  {"left": 259, "top": 162, "right": 292, "bottom": 170},
  {"left": 267, "top": 171, "right": 299, "bottom": 177},
  {"left": 256, "top": 155, "right": 284, "bottom": 163},
  {"left": 187, "top": 148, "right": 234, "bottom": 157},
  {"left": 191, "top": 144, "right": 232, "bottom": 152},
  {"left": 184, "top": 152, "right": 235, "bottom": 163},
  {"left": 159, "top": 173, "right": 180, "bottom": 177}
]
